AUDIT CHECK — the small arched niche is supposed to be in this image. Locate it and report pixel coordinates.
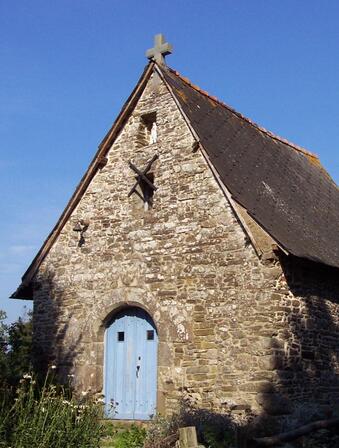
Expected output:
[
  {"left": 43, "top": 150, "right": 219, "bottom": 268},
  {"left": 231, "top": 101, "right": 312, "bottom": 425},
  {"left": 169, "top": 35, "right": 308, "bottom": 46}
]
[{"left": 104, "top": 307, "right": 158, "bottom": 420}]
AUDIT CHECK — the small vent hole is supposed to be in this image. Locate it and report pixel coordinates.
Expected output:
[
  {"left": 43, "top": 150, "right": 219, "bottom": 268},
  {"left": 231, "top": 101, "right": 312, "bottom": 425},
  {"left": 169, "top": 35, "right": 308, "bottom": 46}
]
[
  {"left": 147, "top": 330, "right": 154, "bottom": 340},
  {"left": 117, "top": 331, "right": 125, "bottom": 342}
]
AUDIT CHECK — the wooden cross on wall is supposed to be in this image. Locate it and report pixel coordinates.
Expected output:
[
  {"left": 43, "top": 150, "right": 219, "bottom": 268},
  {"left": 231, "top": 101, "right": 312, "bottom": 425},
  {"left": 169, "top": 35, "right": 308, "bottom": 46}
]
[{"left": 128, "top": 154, "right": 158, "bottom": 206}]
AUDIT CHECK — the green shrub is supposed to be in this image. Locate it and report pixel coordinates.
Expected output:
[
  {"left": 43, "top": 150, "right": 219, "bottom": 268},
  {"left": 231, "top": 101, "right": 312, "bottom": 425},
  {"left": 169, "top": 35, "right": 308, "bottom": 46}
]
[
  {"left": 0, "top": 370, "right": 104, "bottom": 448},
  {"left": 0, "top": 309, "right": 33, "bottom": 389},
  {"left": 106, "top": 424, "right": 146, "bottom": 448}
]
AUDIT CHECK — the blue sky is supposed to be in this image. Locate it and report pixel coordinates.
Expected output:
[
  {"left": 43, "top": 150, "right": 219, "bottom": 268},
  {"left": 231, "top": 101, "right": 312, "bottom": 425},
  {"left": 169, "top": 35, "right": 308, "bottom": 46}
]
[{"left": 1, "top": 0, "right": 339, "bottom": 322}]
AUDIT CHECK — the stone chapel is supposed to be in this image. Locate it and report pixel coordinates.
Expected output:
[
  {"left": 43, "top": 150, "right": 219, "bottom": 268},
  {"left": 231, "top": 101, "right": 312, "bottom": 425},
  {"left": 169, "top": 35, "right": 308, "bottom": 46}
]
[{"left": 12, "top": 35, "right": 339, "bottom": 421}]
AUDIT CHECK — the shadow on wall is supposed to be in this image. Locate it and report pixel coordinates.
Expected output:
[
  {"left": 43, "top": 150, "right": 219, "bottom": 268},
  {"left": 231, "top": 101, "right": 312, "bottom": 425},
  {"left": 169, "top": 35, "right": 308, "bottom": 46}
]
[
  {"left": 271, "top": 256, "right": 338, "bottom": 429},
  {"left": 247, "top": 255, "right": 339, "bottom": 447},
  {"left": 245, "top": 255, "right": 339, "bottom": 444},
  {"left": 173, "top": 255, "right": 339, "bottom": 446},
  {"left": 32, "top": 268, "right": 82, "bottom": 387},
  {"left": 277, "top": 255, "right": 339, "bottom": 409}
]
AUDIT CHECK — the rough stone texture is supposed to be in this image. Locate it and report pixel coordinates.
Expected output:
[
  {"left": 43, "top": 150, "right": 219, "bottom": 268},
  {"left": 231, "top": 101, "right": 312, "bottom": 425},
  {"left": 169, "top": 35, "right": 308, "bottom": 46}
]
[{"left": 32, "top": 70, "right": 339, "bottom": 418}]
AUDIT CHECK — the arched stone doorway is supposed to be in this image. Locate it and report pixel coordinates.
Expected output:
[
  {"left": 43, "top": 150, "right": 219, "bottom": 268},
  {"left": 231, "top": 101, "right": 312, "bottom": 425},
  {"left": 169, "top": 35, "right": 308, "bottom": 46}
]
[{"left": 104, "top": 307, "right": 158, "bottom": 420}]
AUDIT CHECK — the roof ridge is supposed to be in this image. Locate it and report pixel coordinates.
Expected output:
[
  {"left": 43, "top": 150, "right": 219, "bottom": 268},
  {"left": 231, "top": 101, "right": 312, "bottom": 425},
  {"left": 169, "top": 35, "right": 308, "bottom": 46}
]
[{"left": 166, "top": 66, "right": 319, "bottom": 161}]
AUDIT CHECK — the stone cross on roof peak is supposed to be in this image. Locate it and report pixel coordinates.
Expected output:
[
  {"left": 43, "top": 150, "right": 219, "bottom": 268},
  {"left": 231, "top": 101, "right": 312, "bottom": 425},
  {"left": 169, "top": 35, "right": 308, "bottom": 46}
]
[{"left": 146, "top": 34, "right": 173, "bottom": 65}]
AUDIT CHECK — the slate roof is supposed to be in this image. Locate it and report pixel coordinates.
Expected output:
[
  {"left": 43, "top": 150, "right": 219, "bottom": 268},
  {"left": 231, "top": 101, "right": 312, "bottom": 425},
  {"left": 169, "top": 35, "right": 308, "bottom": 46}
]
[{"left": 159, "top": 65, "right": 339, "bottom": 269}]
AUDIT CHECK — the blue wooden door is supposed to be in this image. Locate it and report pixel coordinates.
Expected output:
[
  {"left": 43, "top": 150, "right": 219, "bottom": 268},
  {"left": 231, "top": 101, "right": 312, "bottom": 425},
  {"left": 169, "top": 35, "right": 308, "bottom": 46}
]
[{"left": 104, "top": 308, "right": 158, "bottom": 420}]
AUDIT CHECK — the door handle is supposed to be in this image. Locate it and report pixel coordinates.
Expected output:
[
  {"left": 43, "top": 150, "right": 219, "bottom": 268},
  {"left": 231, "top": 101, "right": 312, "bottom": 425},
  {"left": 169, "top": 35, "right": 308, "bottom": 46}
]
[{"left": 136, "top": 356, "right": 141, "bottom": 378}]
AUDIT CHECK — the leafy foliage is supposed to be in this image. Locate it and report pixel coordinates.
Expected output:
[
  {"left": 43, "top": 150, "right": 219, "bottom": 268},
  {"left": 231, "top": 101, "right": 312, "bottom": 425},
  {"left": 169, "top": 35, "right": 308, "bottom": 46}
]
[
  {"left": 0, "top": 309, "right": 104, "bottom": 446},
  {"left": 0, "top": 309, "right": 32, "bottom": 387},
  {"left": 115, "top": 425, "right": 146, "bottom": 448},
  {"left": 0, "top": 370, "right": 104, "bottom": 448},
  {"left": 101, "top": 424, "right": 146, "bottom": 448},
  {"left": 7, "top": 311, "right": 33, "bottom": 385}
]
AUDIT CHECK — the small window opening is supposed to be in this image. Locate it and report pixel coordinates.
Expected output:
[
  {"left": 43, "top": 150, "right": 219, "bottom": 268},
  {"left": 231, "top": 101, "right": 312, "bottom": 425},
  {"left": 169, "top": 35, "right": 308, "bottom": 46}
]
[
  {"left": 117, "top": 331, "right": 125, "bottom": 342},
  {"left": 147, "top": 330, "right": 154, "bottom": 340},
  {"left": 137, "top": 112, "right": 157, "bottom": 147}
]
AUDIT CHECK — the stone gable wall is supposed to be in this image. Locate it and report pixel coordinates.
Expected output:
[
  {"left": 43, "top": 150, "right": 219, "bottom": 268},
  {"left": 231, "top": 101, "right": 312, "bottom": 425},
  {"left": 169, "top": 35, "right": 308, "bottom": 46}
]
[{"left": 32, "top": 71, "right": 339, "bottom": 418}]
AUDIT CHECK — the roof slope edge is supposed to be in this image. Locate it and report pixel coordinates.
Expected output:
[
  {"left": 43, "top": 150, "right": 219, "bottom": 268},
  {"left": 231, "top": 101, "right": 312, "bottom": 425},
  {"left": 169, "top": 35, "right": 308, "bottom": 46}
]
[
  {"left": 167, "top": 69, "right": 319, "bottom": 160},
  {"left": 12, "top": 63, "right": 155, "bottom": 299}
]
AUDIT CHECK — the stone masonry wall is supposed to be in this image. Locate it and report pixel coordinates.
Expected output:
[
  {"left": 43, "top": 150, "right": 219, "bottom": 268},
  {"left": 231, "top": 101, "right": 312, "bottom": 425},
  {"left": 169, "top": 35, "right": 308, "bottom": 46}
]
[{"left": 32, "top": 70, "right": 339, "bottom": 418}]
